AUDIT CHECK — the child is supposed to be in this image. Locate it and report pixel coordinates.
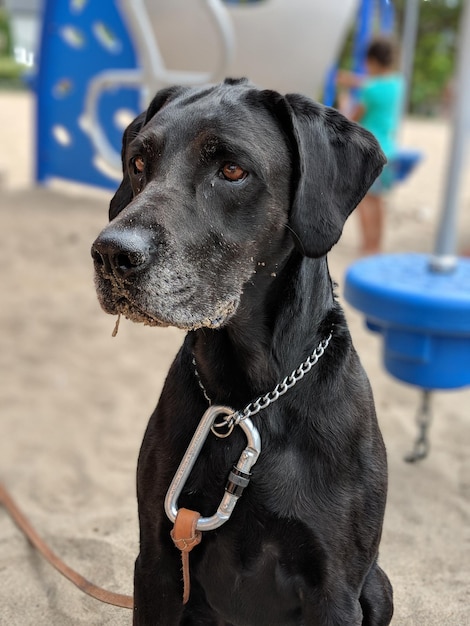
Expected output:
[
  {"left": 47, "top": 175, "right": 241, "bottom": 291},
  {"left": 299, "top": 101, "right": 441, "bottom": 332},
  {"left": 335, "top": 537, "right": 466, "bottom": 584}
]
[{"left": 337, "top": 37, "right": 405, "bottom": 254}]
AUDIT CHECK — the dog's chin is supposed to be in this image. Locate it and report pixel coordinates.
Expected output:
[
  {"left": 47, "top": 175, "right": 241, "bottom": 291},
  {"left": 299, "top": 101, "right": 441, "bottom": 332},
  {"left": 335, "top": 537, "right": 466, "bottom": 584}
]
[{"left": 100, "top": 295, "right": 240, "bottom": 331}]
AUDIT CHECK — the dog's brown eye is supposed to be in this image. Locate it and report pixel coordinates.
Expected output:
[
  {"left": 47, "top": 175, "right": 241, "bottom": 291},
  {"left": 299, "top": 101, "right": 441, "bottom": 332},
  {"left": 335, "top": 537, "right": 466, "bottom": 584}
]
[
  {"left": 132, "top": 156, "right": 145, "bottom": 174},
  {"left": 221, "top": 163, "right": 247, "bottom": 182}
]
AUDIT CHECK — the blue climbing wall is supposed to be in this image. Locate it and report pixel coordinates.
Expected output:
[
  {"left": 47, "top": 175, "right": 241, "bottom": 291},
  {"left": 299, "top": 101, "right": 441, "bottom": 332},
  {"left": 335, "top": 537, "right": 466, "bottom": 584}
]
[{"left": 35, "top": 0, "right": 140, "bottom": 189}]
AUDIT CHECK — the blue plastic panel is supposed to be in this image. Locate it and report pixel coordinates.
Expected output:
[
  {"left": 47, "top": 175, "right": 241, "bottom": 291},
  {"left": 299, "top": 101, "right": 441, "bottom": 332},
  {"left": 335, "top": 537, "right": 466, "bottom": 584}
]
[
  {"left": 390, "top": 149, "right": 423, "bottom": 183},
  {"left": 383, "top": 332, "right": 470, "bottom": 390},
  {"left": 35, "top": 0, "right": 140, "bottom": 190}
]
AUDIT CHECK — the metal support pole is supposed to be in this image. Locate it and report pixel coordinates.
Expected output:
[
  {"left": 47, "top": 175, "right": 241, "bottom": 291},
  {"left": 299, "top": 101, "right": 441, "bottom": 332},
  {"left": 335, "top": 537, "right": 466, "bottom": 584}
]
[
  {"left": 399, "top": 0, "right": 420, "bottom": 117},
  {"left": 405, "top": 390, "right": 433, "bottom": 463},
  {"left": 430, "top": 0, "right": 470, "bottom": 272}
]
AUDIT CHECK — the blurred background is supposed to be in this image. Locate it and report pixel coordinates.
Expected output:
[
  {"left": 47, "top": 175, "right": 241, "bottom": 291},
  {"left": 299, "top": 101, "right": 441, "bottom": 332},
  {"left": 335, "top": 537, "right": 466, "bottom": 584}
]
[
  {"left": 0, "top": 0, "right": 466, "bottom": 193},
  {"left": 0, "top": 2, "right": 469, "bottom": 625},
  {"left": 0, "top": 0, "right": 464, "bottom": 112}
]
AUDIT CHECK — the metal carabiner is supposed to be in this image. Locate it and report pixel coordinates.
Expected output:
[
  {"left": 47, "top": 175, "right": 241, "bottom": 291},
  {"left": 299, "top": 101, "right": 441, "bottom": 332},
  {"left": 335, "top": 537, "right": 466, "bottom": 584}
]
[{"left": 164, "top": 405, "right": 261, "bottom": 532}]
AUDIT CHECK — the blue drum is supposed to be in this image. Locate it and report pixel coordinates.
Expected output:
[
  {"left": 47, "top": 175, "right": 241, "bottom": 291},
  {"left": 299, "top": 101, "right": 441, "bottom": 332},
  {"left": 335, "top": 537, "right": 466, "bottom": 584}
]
[{"left": 344, "top": 253, "right": 470, "bottom": 390}]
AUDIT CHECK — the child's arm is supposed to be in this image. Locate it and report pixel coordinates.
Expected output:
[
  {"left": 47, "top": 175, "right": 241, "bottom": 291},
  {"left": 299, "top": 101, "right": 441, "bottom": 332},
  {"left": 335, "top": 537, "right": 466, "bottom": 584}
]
[
  {"left": 349, "top": 102, "right": 366, "bottom": 122},
  {"left": 336, "top": 69, "right": 364, "bottom": 89},
  {"left": 336, "top": 71, "right": 367, "bottom": 122}
]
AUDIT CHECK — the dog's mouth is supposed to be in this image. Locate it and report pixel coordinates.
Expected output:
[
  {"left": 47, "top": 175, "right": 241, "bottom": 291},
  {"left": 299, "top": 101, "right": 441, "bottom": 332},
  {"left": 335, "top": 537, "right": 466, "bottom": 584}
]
[
  {"left": 114, "top": 297, "right": 170, "bottom": 328},
  {"left": 108, "top": 294, "right": 239, "bottom": 331},
  {"left": 94, "top": 257, "right": 242, "bottom": 331}
]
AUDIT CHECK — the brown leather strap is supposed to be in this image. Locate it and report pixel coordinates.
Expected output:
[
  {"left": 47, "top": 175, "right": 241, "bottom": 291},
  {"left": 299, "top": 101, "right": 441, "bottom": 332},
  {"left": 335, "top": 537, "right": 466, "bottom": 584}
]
[
  {"left": 170, "top": 508, "right": 202, "bottom": 604},
  {"left": 0, "top": 482, "right": 133, "bottom": 609}
]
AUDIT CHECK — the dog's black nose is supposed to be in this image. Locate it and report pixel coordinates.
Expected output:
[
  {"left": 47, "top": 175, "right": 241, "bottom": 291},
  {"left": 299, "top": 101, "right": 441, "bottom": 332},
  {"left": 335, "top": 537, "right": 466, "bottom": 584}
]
[{"left": 91, "top": 230, "right": 152, "bottom": 279}]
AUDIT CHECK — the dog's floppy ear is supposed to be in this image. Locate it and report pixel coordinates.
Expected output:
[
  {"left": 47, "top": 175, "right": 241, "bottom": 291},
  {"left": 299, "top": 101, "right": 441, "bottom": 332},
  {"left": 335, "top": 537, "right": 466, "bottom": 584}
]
[
  {"left": 109, "top": 86, "right": 188, "bottom": 221},
  {"left": 109, "top": 111, "right": 146, "bottom": 220},
  {"left": 283, "top": 93, "right": 386, "bottom": 258}
]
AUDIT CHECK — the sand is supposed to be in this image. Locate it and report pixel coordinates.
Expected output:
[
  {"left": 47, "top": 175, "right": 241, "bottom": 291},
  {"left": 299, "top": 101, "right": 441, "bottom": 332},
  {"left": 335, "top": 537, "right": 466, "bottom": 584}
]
[{"left": 0, "top": 91, "right": 469, "bottom": 625}]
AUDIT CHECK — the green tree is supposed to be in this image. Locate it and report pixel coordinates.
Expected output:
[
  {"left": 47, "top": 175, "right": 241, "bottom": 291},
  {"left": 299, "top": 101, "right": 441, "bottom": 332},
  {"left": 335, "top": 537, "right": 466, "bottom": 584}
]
[
  {"left": 395, "top": 0, "right": 462, "bottom": 114},
  {"left": 0, "top": 9, "right": 23, "bottom": 87}
]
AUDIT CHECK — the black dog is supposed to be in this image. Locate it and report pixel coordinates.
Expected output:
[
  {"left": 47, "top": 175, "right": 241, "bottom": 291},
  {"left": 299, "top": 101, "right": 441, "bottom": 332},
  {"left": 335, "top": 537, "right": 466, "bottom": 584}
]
[{"left": 91, "top": 78, "right": 393, "bottom": 625}]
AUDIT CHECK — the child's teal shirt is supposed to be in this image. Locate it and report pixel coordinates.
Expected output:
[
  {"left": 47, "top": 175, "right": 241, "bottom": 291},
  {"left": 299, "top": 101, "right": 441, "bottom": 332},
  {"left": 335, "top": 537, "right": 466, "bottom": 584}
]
[{"left": 358, "top": 73, "right": 405, "bottom": 158}]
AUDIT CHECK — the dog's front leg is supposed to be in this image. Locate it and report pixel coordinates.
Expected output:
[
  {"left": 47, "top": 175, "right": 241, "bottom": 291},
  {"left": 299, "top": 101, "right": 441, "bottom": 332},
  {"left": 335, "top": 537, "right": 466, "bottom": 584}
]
[
  {"left": 301, "top": 587, "right": 364, "bottom": 626},
  {"left": 359, "top": 562, "right": 394, "bottom": 626},
  {"left": 133, "top": 543, "right": 184, "bottom": 626}
]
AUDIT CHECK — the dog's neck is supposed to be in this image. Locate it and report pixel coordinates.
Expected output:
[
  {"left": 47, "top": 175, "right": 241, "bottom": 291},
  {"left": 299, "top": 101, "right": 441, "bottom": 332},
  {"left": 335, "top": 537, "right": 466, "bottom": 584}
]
[{"left": 190, "top": 251, "right": 336, "bottom": 409}]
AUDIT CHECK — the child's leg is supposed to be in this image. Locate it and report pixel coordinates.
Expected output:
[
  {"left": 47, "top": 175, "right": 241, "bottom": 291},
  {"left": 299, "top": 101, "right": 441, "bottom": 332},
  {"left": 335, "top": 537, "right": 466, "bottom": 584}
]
[{"left": 357, "top": 193, "right": 384, "bottom": 255}]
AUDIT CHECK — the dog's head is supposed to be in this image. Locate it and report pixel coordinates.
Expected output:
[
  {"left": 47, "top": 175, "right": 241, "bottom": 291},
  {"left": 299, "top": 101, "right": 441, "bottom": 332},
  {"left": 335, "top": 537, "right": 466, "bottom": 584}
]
[{"left": 91, "top": 78, "right": 385, "bottom": 330}]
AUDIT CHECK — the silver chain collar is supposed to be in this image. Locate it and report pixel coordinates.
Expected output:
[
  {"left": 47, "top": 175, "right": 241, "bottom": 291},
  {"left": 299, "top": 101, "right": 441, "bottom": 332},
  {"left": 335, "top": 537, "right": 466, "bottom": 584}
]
[{"left": 192, "top": 329, "right": 333, "bottom": 437}]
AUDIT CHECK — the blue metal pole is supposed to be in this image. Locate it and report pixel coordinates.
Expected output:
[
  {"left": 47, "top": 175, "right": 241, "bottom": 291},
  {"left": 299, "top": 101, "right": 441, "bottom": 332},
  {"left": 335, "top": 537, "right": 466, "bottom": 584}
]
[
  {"left": 379, "top": 0, "right": 395, "bottom": 34},
  {"left": 323, "top": 0, "right": 376, "bottom": 107},
  {"left": 352, "top": 0, "right": 375, "bottom": 75}
]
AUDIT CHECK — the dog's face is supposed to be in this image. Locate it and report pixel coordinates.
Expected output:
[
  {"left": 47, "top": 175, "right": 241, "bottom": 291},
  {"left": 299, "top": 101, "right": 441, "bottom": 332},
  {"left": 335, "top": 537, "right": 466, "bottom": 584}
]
[
  {"left": 92, "top": 79, "right": 385, "bottom": 330},
  {"left": 92, "top": 81, "right": 293, "bottom": 330}
]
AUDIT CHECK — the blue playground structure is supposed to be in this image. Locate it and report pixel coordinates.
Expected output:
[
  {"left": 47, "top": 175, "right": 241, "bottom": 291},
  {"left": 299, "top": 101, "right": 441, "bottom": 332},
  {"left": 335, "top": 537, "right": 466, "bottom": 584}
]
[
  {"left": 345, "top": 0, "right": 470, "bottom": 462},
  {"left": 31, "top": 0, "right": 420, "bottom": 193},
  {"left": 31, "top": 0, "right": 356, "bottom": 190},
  {"left": 33, "top": 0, "right": 237, "bottom": 189},
  {"left": 35, "top": 1, "right": 139, "bottom": 189}
]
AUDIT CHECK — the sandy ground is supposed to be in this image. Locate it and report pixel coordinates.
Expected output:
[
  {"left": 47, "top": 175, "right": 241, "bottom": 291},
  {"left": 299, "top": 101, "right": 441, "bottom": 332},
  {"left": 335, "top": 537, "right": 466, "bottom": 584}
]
[{"left": 0, "top": 91, "right": 469, "bottom": 625}]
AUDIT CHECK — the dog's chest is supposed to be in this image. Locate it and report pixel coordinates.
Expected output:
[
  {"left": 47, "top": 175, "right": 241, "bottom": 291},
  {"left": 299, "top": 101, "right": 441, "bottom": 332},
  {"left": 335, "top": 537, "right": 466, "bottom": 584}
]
[
  {"left": 195, "top": 527, "right": 305, "bottom": 626},
  {"left": 183, "top": 438, "right": 324, "bottom": 625},
  {"left": 184, "top": 427, "right": 319, "bottom": 520}
]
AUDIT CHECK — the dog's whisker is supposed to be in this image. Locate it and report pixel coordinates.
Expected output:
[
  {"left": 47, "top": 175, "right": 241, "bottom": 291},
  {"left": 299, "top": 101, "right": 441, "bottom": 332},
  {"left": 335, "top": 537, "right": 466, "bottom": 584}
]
[{"left": 285, "top": 223, "right": 305, "bottom": 255}]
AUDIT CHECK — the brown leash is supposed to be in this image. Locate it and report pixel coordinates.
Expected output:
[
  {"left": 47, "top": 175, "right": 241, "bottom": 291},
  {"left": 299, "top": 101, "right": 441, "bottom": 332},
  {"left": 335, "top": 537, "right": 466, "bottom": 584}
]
[
  {"left": 170, "top": 508, "right": 202, "bottom": 604},
  {"left": 0, "top": 481, "right": 134, "bottom": 610}
]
